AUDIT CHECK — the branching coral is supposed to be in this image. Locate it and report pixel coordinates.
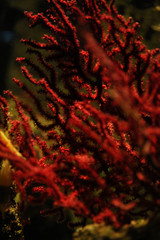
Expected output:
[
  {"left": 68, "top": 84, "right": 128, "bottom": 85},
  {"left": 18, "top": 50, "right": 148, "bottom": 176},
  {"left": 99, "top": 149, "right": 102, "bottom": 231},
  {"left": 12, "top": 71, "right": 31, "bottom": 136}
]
[{"left": 1, "top": 0, "right": 160, "bottom": 228}]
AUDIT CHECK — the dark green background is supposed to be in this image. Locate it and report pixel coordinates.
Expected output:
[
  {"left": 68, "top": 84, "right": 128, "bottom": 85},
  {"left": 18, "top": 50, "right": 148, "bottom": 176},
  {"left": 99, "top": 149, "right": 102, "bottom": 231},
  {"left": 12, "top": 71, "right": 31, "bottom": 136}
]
[
  {"left": 0, "top": 1, "right": 160, "bottom": 239},
  {"left": 0, "top": 0, "right": 160, "bottom": 93}
]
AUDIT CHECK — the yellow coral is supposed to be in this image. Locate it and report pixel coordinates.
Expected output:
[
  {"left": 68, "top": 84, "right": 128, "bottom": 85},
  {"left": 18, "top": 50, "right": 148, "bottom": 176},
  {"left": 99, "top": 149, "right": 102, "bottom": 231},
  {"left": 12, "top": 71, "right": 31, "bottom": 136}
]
[
  {"left": 0, "top": 160, "right": 12, "bottom": 187},
  {"left": 0, "top": 130, "right": 23, "bottom": 216},
  {"left": 0, "top": 130, "right": 22, "bottom": 158}
]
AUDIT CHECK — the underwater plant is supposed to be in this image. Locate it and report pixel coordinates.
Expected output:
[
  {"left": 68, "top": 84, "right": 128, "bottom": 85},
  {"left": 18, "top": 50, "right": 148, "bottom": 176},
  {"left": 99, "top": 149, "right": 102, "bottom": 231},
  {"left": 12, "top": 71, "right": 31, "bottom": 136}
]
[{"left": 1, "top": 0, "right": 160, "bottom": 236}]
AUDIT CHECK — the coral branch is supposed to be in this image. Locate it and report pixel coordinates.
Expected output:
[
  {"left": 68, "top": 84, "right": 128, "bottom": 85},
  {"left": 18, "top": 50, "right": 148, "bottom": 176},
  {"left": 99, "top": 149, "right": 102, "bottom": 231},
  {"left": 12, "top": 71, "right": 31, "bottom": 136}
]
[{"left": 1, "top": 0, "right": 160, "bottom": 228}]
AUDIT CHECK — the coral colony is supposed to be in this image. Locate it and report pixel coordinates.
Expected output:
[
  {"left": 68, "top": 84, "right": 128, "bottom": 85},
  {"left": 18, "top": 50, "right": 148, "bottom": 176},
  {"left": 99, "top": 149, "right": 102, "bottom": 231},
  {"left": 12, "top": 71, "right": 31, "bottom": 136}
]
[{"left": 1, "top": 0, "right": 160, "bottom": 229}]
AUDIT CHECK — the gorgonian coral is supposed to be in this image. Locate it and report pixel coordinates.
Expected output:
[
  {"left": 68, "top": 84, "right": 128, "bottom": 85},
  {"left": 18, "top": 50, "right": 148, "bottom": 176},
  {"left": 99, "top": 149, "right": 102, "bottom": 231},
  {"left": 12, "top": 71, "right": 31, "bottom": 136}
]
[{"left": 1, "top": 0, "right": 160, "bottom": 228}]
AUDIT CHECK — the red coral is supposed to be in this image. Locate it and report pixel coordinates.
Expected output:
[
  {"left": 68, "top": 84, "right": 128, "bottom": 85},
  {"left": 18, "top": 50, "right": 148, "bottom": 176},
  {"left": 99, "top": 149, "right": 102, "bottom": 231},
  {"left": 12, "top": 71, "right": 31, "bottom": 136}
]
[{"left": 1, "top": 0, "right": 160, "bottom": 228}]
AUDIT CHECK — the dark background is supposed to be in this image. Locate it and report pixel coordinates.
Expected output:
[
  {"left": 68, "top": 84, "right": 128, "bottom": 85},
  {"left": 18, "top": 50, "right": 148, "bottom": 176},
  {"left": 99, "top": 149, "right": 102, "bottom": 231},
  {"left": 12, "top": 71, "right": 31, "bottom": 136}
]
[
  {"left": 0, "top": 0, "right": 160, "bottom": 94},
  {"left": 0, "top": 0, "right": 160, "bottom": 239}
]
